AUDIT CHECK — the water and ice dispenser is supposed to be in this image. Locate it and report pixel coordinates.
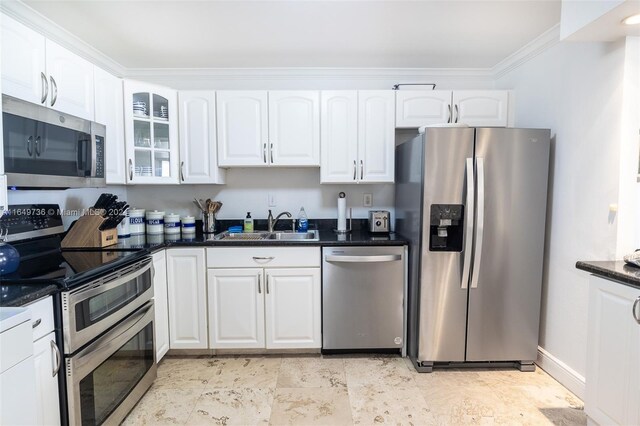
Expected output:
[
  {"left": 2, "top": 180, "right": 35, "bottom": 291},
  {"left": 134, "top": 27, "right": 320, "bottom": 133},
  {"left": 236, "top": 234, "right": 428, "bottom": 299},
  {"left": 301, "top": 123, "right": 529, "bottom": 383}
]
[{"left": 429, "top": 204, "right": 464, "bottom": 251}]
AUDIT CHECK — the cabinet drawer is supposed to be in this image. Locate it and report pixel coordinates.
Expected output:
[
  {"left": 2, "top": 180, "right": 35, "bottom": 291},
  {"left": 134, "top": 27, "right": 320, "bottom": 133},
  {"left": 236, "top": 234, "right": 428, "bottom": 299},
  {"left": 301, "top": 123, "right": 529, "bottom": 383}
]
[
  {"left": 0, "top": 321, "right": 32, "bottom": 373},
  {"left": 207, "top": 247, "right": 320, "bottom": 268},
  {"left": 26, "top": 296, "right": 55, "bottom": 342}
]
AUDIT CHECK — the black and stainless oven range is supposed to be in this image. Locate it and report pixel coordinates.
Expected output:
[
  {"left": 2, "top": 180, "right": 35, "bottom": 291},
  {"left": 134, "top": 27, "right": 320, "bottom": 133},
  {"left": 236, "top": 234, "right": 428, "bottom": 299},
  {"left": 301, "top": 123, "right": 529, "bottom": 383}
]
[{"left": 1, "top": 205, "right": 156, "bottom": 425}]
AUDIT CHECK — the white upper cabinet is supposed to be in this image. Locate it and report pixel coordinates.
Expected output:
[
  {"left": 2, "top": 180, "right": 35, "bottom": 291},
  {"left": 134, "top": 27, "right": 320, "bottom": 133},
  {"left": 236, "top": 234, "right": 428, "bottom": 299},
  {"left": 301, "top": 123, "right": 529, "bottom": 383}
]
[
  {"left": 1, "top": 14, "right": 46, "bottom": 105},
  {"left": 178, "top": 91, "right": 225, "bottom": 184},
  {"left": 395, "top": 90, "right": 509, "bottom": 127},
  {"left": 1, "top": 16, "right": 94, "bottom": 120},
  {"left": 452, "top": 90, "right": 509, "bottom": 127},
  {"left": 358, "top": 91, "right": 395, "bottom": 183},
  {"left": 216, "top": 91, "right": 268, "bottom": 166},
  {"left": 94, "top": 67, "right": 125, "bottom": 184},
  {"left": 395, "top": 90, "right": 452, "bottom": 128},
  {"left": 45, "top": 40, "right": 95, "bottom": 120},
  {"left": 124, "top": 80, "right": 179, "bottom": 184},
  {"left": 321, "top": 90, "right": 394, "bottom": 184},
  {"left": 217, "top": 91, "right": 320, "bottom": 167},
  {"left": 320, "top": 91, "right": 358, "bottom": 183},
  {"left": 268, "top": 91, "right": 320, "bottom": 166}
]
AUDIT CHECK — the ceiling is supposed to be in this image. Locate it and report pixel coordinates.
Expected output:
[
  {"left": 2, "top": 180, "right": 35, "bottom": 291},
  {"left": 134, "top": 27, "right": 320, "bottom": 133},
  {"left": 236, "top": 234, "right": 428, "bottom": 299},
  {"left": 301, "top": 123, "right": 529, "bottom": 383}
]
[{"left": 23, "top": 0, "right": 561, "bottom": 69}]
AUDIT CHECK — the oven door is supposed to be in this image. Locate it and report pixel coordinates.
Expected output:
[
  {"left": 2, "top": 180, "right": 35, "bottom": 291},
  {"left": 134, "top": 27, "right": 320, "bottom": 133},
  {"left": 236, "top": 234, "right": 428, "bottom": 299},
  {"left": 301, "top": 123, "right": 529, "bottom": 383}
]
[
  {"left": 66, "top": 301, "right": 156, "bottom": 426},
  {"left": 62, "top": 258, "right": 153, "bottom": 354}
]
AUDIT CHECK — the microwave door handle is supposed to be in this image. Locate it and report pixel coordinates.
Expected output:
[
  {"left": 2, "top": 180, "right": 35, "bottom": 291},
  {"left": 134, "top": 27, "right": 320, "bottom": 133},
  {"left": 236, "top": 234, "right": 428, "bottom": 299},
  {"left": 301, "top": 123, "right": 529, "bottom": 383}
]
[{"left": 91, "top": 133, "right": 97, "bottom": 177}]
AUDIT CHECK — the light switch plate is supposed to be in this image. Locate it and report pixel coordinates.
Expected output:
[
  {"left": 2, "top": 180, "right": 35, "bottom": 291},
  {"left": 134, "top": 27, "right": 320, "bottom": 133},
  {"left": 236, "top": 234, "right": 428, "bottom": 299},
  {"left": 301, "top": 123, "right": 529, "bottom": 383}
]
[{"left": 363, "top": 193, "right": 372, "bottom": 207}]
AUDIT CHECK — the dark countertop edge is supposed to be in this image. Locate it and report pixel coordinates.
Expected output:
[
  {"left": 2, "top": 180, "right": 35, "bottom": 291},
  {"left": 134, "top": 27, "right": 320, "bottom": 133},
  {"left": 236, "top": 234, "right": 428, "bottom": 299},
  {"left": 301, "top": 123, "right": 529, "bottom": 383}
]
[
  {"left": 576, "top": 260, "right": 640, "bottom": 290},
  {"left": 0, "top": 284, "right": 59, "bottom": 308}
]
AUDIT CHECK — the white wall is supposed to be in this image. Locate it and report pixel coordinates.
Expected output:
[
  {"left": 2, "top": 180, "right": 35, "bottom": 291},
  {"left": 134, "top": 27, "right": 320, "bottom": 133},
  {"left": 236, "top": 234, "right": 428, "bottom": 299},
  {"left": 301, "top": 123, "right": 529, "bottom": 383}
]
[
  {"left": 7, "top": 187, "right": 127, "bottom": 229},
  {"left": 496, "top": 38, "right": 629, "bottom": 395},
  {"left": 560, "top": 0, "right": 624, "bottom": 39},
  {"left": 125, "top": 168, "right": 394, "bottom": 223}
]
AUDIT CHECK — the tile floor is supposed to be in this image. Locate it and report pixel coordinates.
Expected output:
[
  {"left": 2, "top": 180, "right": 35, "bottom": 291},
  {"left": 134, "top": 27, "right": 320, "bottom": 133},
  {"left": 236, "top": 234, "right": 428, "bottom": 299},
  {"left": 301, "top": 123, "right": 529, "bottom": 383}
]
[{"left": 123, "top": 355, "right": 586, "bottom": 425}]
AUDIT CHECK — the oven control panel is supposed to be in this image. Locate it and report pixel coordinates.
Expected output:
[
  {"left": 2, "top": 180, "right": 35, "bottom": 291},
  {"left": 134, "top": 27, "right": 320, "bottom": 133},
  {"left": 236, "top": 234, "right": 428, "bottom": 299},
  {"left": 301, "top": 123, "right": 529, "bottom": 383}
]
[{"left": 0, "top": 204, "right": 64, "bottom": 241}]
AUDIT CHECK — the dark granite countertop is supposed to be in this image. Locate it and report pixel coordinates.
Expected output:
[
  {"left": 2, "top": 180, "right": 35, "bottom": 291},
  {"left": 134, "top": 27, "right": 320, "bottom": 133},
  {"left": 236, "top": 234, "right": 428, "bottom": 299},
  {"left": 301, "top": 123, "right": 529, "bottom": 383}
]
[
  {"left": 0, "top": 283, "right": 59, "bottom": 307},
  {"left": 576, "top": 261, "right": 640, "bottom": 290}
]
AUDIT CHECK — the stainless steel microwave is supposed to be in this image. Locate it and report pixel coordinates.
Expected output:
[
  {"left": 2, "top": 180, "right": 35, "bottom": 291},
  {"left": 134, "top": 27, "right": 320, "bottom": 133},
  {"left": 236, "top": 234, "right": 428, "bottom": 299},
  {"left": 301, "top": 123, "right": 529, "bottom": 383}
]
[{"left": 2, "top": 95, "right": 105, "bottom": 188}]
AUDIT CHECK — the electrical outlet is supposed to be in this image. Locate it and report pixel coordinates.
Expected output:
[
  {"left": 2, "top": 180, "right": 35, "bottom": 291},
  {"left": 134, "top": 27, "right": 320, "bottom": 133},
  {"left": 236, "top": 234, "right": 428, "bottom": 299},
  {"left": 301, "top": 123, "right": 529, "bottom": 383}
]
[
  {"left": 363, "top": 193, "right": 373, "bottom": 207},
  {"left": 268, "top": 193, "right": 277, "bottom": 207}
]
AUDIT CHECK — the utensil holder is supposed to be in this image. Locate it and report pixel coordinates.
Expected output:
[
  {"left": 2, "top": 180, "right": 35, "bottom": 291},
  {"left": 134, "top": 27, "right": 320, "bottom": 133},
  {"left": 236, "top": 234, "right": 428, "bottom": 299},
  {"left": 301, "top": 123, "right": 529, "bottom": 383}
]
[{"left": 203, "top": 212, "right": 216, "bottom": 234}]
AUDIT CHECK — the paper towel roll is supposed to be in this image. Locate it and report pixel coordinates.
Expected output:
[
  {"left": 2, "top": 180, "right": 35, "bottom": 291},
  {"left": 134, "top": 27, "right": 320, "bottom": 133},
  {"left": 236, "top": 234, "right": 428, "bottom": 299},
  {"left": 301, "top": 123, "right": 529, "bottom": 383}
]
[{"left": 337, "top": 197, "right": 347, "bottom": 231}]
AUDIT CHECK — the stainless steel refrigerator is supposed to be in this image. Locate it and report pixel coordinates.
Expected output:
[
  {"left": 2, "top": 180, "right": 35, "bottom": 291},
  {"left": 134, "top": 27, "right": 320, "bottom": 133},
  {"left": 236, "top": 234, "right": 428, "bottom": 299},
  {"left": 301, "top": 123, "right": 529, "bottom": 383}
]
[{"left": 395, "top": 127, "right": 550, "bottom": 372}]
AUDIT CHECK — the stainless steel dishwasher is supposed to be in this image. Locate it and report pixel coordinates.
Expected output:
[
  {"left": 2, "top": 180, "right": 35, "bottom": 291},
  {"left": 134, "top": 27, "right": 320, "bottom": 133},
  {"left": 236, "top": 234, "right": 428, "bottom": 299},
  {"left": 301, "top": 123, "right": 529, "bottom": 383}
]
[{"left": 322, "top": 246, "right": 406, "bottom": 352}]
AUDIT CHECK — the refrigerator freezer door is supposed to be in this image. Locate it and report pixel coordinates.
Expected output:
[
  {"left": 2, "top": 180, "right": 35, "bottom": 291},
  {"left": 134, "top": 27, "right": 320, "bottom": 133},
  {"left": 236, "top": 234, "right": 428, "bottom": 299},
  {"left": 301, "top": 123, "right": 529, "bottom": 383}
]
[
  {"left": 466, "top": 128, "right": 550, "bottom": 362},
  {"left": 417, "top": 127, "right": 475, "bottom": 363}
]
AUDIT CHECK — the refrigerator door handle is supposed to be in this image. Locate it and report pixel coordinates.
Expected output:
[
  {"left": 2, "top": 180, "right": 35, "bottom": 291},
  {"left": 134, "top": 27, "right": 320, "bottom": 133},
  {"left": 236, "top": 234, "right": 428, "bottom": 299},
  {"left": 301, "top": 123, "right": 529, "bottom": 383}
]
[
  {"left": 461, "top": 158, "right": 475, "bottom": 289},
  {"left": 471, "top": 157, "right": 485, "bottom": 289}
]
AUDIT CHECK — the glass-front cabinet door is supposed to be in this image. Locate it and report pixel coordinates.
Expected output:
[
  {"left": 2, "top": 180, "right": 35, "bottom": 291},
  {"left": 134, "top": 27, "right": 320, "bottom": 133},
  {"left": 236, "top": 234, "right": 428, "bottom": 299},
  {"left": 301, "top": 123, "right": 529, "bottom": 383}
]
[{"left": 124, "top": 81, "right": 179, "bottom": 184}]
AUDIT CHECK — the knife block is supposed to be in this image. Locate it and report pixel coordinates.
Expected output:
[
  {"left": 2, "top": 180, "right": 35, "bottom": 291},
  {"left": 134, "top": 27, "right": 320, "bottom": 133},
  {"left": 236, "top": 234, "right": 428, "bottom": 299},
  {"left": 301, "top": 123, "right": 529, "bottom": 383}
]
[{"left": 61, "top": 213, "right": 118, "bottom": 248}]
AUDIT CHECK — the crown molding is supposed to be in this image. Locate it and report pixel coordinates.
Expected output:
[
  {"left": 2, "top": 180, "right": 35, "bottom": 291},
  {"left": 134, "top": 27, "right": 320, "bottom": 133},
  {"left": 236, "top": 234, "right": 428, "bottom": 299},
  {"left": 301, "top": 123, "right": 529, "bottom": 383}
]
[
  {"left": 0, "top": 0, "right": 127, "bottom": 77},
  {"left": 492, "top": 24, "right": 561, "bottom": 79}
]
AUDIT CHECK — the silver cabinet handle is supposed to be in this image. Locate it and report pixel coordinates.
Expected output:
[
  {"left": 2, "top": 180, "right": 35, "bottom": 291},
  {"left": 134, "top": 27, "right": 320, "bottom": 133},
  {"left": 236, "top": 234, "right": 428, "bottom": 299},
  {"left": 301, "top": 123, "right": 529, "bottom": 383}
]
[
  {"left": 258, "top": 274, "right": 262, "bottom": 294},
  {"left": 461, "top": 158, "right": 474, "bottom": 289},
  {"left": 51, "top": 340, "right": 61, "bottom": 377},
  {"left": 270, "top": 143, "right": 274, "bottom": 164},
  {"left": 253, "top": 256, "right": 274, "bottom": 261},
  {"left": 180, "top": 161, "right": 185, "bottom": 182},
  {"left": 26, "top": 136, "right": 34, "bottom": 156},
  {"left": 447, "top": 104, "right": 452, "bottom": 123},
  {"left": 325, "top": 254, "right": 401, "bottom": 263},
  {"left": 353, "top": 160, "right": 357, "bottom": 180},
  {"left": 360, "top": 160, "right": 364, "bottom": 180},
  {"left": 32, "top": 318, "right": 42, "bottom": 328},
  {"left": 50, "top": 76, "right": 58, "bottom": 106},
  {"left": 633, "top": 297, "right": 640, "bottom": 324},
  {"left": 263, "top": 143, "right": 267, "bottom": 163},
  {"left": 40, "top": 72, "right": 48, "bottom": 104},
  {"left": 454, "top": 104, "right": 459, "bottom": 123},
  {"left": 128, "top": 159, "right": 133, "bottom": 180},
  {"left": 266, "top": 275, "right": 270, "bottom": 294},
  {"left": 34, "top": 136, "right": 41, "bottom": 156},
  {"left": 471, "top": 157, "right": 485, "bottom": 289}
]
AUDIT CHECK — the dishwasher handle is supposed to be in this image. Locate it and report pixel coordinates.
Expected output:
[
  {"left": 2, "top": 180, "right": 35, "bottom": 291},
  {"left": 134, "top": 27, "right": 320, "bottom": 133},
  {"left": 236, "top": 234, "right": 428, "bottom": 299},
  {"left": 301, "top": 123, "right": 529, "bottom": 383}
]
[{"left": 325, "top": 254, "right": 402, "bottom": 263}]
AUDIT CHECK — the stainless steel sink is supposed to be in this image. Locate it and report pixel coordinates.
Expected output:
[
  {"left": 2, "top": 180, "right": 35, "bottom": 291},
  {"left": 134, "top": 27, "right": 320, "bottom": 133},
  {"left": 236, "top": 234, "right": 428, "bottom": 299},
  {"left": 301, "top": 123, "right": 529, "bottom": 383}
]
[{"left": 213, "top": 230, "right": 319, "bottom": 242}]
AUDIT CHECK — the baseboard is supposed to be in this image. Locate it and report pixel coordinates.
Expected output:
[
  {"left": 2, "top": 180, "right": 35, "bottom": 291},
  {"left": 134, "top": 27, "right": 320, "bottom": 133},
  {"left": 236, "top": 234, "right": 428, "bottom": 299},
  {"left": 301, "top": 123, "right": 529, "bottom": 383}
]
[{"left": 536, "top": 346, "right": 586, "bottom": 400}]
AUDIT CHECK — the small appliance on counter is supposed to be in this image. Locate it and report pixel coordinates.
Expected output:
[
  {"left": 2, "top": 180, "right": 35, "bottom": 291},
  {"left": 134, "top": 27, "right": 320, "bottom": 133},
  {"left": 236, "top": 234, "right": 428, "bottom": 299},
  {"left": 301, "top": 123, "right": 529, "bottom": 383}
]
[{"left": 368, "top": 210, "right": 390, "bottom": 234}]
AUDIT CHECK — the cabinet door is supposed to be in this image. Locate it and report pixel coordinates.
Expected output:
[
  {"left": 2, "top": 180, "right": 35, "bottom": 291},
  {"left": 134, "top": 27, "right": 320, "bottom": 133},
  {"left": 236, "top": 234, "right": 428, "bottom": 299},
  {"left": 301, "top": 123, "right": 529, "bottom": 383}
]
[
  {"left": 452, "top": 90, "right": 508, "bottom": 127},
  {"left": 216, "top": 91, "right": 268, "bottom": 166},
  {"left": 395, "top": 90, "right": 452, "bottom": 127},
  {"left": 152, "top": 250, "right": 170, "bottom": 361},
  {"left": 265, "top": 268, "right": 321, "bottom": 349},
  {"left": 178, "top": 91, "right": 225, "bottom": 184},
  {"left": 208, "top": 269, "right": 265, "bottom": 349},
  {"left": 33, "top": 333, "right": 60, "bottom": 426},
  {"left": 0, "top": 356, "right": 37, "bottom": 425},
  {"left": 358, "top": 91, "right": 395, "bottom": 183},
  {"left": 124, "top": 80, "right": 179, "bottom": 184},
  {"left": 268, "top": 91, "right": 320, "bottom": 166},
  {"left": 166, "top": 248, "right": 207, "bottom": 349},
  {"left": 94, "top": 67, "right": 126, "bottom": 184},
  {"left": 1, "top": 15, "right": 46, "bottom": 106},
  {"left": 45, "top": 40, "right": 95, "bottom": 120},
  {"left": 586, "top": 276, "right": 640, "bottom": 426},
  {"left": 320, "top": 91, "right": 358, "bottom": 183}
]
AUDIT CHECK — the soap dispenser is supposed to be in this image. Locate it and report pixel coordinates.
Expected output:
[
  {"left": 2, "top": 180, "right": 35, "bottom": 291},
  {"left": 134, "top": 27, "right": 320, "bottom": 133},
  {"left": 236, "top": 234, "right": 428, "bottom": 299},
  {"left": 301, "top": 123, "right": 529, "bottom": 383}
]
[
  {"left": 243, "top": 212, "right": 254, "bottom": 232},
  {"left": 297, "top": 207, "right": 308, "bottom": 232}
]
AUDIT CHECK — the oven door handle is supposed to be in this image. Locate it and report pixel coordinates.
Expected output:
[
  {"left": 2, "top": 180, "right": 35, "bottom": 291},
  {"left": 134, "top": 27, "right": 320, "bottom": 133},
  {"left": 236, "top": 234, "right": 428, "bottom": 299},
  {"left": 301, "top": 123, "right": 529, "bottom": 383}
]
[
  {"left": 69, "top": 301, "right": 155, "bottom": 378},
  {"left": 68, "top": 258, "right": 153, "bottom": 303}
]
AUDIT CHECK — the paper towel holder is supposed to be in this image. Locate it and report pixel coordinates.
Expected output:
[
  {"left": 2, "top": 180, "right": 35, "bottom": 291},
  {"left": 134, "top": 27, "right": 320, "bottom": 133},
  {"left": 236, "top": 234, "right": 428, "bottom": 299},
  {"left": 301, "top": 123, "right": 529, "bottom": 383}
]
[{"left": 334, "top": 207, "right": 353, "bottom": 234}]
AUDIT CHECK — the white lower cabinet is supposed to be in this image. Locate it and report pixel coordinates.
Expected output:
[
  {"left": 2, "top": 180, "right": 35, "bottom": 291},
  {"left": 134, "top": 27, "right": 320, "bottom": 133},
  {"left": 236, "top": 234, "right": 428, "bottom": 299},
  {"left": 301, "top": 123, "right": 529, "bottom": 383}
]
[
  {"left": 152, "top": 250, "right": 170, "bottom": 361},
  {"left": 33, "top": 332, "right": 60, "bottom": 426},
  {"left": 166, "top": 248, "right": 208, "bottom": 349},
  {"left": 208, "top": 269, "right": 265, "bottom": 349},
  {"left": 586, "top": 275, "right": 640, "bottom": 426},
  {"left": 207, "top": 247, "right": 321, "bottom": 350}
]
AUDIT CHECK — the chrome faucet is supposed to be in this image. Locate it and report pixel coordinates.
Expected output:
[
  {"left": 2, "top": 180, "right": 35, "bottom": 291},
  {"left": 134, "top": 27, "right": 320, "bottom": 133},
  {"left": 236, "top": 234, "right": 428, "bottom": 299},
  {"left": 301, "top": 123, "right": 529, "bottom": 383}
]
[{"left": 267, "top": 210, "right": 292, "bottom": 232}]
